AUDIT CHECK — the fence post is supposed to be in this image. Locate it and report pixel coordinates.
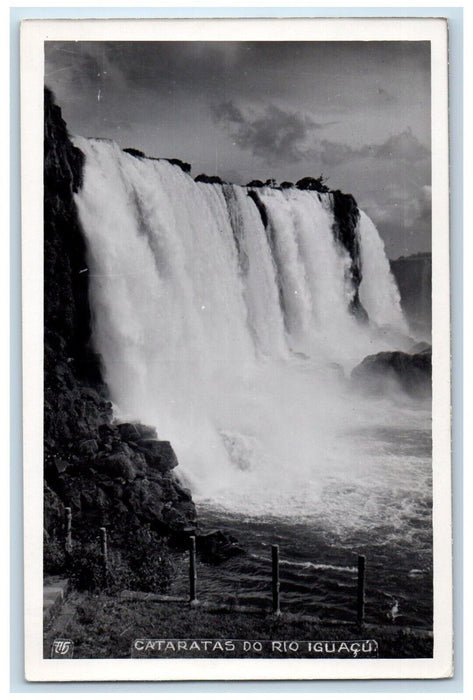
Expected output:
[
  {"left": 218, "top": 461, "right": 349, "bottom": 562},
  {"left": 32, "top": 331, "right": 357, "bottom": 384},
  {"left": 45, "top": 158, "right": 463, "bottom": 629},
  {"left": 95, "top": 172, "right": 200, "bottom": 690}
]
[
  {"left": 99, "top": 527, "right": 108, "bottom": 585},
  {"left": 271, "top": 544, "right": 281, "bottom": 615},
  {"left": 189, "top": 535, "right": 197, "bottom": 605},
  {"left": 64, "top": 507, "right": 72, "bottom": 560},
  {"left": 357, "top": 554, "right": 366, "bottom": 626}
]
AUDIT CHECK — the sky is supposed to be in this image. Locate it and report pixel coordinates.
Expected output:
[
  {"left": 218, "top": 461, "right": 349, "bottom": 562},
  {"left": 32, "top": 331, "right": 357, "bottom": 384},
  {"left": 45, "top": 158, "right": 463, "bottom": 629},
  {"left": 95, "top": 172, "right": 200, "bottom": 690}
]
[{"left": 45, "top": 41, "right": 431, "bottom": 259}]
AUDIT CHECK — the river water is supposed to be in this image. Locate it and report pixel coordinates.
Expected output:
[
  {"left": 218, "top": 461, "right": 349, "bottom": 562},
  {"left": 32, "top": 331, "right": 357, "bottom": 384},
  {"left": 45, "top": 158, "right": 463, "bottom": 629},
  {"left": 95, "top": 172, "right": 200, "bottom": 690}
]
[{"left": 171, "top": 419, "right": 432, "bottom": 630}]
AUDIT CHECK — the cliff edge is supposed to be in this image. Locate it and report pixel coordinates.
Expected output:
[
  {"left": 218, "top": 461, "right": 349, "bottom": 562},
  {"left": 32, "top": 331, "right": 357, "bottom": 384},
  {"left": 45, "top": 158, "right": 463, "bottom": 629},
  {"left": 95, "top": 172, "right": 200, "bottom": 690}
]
[{"left": 44, "top": 88, "right": 196, "bottom": 544}]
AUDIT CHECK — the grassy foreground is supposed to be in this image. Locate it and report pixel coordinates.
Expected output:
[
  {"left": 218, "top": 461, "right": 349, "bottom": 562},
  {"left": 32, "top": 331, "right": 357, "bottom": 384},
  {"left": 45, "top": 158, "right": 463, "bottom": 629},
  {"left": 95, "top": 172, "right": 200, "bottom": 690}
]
[{"left": 44, "top": 590, "right": 432, "bottom": 659}]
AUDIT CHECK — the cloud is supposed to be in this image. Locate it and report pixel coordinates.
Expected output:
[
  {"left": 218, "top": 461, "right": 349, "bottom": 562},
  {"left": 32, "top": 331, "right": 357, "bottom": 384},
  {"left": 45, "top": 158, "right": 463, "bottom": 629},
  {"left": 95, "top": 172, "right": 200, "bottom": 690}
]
[
  {"left": 362, "top": 128, "right": 430, "bottom": 162},
  {"left": 211, "top": 101, "right": 245, "bottom": 124},
  {"left": 212, "top": 100, "right": 430, "bottom": 179},
  {"left": 211, "top": 100, "right": 327, "bottom": 165},
  {"left": 320, "top": 128, "right": 430, "bottom": 168},
  {"left": 376, "top": 86, "right": 395, "bottom": 103},
  {"left": 319, "top": 140, "right": 355, "bottom": 167},
  {"left": 410, "top": 184, "right": 432, "bottom": 231}
]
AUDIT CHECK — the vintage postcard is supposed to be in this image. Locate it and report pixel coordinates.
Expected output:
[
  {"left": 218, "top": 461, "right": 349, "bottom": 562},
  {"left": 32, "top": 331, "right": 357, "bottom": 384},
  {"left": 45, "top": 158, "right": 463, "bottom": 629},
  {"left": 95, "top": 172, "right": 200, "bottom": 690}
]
[{"left": 21, "top": 17, "right": 452, "bottom": 681}]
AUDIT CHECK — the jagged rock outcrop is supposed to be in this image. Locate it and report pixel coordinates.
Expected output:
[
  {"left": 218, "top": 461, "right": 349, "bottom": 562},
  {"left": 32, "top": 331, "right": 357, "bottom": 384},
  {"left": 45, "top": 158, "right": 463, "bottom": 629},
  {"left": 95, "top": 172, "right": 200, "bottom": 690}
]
[
  {"left": 351, "top": 349, "right": 431, "bottom": 398},
  {"left": 122, "top": 147, "right": 192, "bottom": 176},
  {"left": 44, "top": 88, "right": 197, "bottom": 541},
  {"left": 330, "top": 190, "right": 367, "bottom": 322},
  {"left": 163, "top": 158, "right": 191, "bottom": 174},
  {"left": 246, "top": 189, "right": 268, "bottom": 228},
  {"left": 123, "top": 147, "right": 146, "bottom": 158}
]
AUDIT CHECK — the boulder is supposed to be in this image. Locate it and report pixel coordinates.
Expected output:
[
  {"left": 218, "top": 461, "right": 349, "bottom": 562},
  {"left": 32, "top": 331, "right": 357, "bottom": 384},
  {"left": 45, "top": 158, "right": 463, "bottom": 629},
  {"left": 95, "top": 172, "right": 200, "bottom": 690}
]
[
  {"left": 77, "top": 438, "right": 99, "bottom": 458},
  {"left": 94, "top": 452, "right": 137, "bottom": 480},
  {"left": 171, "top": 480, "right": 193, "bottom": 502},
  {"left": 137, "top": 439, "right": 179, "bottom": 473},
  {"left": 98, "top": 423, "right": 118, "bottom": 441},
  {"left": 135, "top": 424, "right": 158, "bottom": 440},
  {"left": 162, "top": 504, "right": 191, "bottom": 531},
  {"left": 196, "top": 529, "right": 245, "bottom": 563},
  {"left": 351, "top": 350, "right": 431, "bottom": 398},
  {"left": 117, "top": 422, "right": 142, "bottom": 442},
  {"left": 123, "top": 479, "right": 165, "bottom": 523}
]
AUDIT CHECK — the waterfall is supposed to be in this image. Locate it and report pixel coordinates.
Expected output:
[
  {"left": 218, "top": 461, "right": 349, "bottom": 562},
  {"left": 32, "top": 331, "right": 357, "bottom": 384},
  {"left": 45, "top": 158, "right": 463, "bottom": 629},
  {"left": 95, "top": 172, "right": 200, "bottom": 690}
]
[
  {"left": 358, "top": 211, "right": 407, "bottom": 333},
  {"left": 73, "top": 137, "right": 412, "bottom": 514}
]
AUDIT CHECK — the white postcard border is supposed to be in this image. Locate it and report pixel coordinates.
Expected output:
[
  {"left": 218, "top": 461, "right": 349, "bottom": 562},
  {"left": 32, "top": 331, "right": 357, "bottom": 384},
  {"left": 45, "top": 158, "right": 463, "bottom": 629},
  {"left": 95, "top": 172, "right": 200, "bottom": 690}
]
[{"left": 21, "top": 16, "right": 452, "bottom": 682}]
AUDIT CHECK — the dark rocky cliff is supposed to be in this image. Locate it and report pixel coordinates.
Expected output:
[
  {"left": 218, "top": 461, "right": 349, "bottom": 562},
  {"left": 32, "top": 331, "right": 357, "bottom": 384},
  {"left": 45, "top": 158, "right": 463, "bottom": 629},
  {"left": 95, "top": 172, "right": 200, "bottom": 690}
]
[
  {"left": 330, "top": 190, "right": 367, "bottom": 322},
  {"left": 390, "top": 253, "right": 431, "bottom": 338},
  {"left": 44, "top": 88, "right": 196, "bottom": 541}
]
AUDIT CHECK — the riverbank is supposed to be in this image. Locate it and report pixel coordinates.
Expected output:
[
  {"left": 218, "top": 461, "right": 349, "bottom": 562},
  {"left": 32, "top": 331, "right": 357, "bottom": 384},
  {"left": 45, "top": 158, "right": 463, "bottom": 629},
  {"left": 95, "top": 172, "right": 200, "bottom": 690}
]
[{"left": 44, "top": 589, "right": 433, "bottom": 660}]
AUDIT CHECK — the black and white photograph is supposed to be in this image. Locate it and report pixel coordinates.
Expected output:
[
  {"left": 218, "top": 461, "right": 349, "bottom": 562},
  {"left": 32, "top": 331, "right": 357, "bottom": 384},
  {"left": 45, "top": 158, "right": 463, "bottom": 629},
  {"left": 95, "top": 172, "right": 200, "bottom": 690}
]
[{"left": 21, "top": 17, "right": 452, "bottom": 681}]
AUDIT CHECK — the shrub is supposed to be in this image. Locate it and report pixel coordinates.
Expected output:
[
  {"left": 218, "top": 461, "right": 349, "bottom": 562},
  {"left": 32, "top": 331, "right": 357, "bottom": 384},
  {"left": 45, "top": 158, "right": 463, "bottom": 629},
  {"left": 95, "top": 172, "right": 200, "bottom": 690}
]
[
  {"left": 67, "top": 525, "right": 176, "bottom": 594},
  {"left": 43, "top": 534, "right": 66, "bottom": 575},
  {"left": 246, "top": 179, "right": 264, "bottom": 188},
  {"left": 195, "top": 173, "right": 225, "bottom": 185},
  {"left": 116, "top": 525, "right": 176, "bottom": 593},
  {"left": 296, "top": 175, "right": 330, "bottom": 193},
  {"left": 68, "top": 538, "right": 107, "bottom": 592}
]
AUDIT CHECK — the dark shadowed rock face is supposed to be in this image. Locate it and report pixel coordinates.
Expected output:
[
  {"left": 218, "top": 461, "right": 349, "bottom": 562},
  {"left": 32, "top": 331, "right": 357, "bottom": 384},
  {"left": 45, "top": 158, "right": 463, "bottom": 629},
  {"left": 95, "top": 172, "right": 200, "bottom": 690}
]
[
  {"left": 44, "top": 88, "right": 196, "bottom": 540},
  {"left": 122, "top": 147, "right": 192, "bottom": 175},
  {"left": 390, "top": 253, "right": 431, "bottom": 338},
  {"left": 351, "top": 349, "right": 432, "bottom": 398},
  {"left": 330, "top": 190, "right": 367, "bottom": 323},
  {"left": 163, "top": 158, "right": 191, "bottom": 173},
  {"left": 247, "top": 189, "right": 268, "bottom": 228},
  {"left": 123, "top": 147, "right": 146, "bottom": 158}
]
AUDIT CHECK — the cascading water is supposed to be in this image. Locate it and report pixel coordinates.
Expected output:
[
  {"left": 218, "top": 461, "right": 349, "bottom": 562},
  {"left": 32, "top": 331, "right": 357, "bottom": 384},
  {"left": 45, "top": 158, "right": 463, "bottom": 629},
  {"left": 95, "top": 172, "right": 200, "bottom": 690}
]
[
  {"left": 73, "top": 137, "right": 432, "bottom": 628},
  {"left": 73, "top": 137, "right": 427, "bottom": 524},
  {"left": 358, "top": 210, "right": 408, "bottom": 333}
]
